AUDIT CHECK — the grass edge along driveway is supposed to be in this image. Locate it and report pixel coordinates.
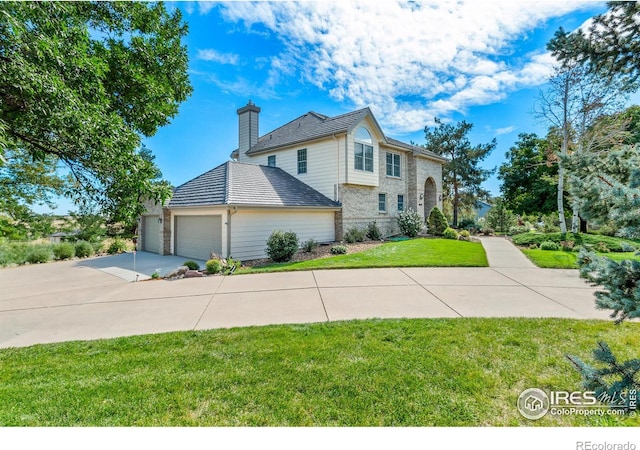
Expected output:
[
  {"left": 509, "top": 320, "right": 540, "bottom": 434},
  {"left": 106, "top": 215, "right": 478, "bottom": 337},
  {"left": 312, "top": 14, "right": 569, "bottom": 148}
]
[
  {"left": 521, "top": 249, "right": 640, "bottom": 269},
  {"left": 1, "top": 318, "right": 638, "bottom": 426},
  {"left": 240, "top": 238, "right": 488, "bottom": 273}
]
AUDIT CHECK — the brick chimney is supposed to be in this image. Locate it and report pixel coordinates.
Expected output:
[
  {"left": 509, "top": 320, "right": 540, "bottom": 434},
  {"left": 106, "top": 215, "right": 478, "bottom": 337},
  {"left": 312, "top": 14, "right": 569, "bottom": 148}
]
[{"left": 237, "top": 100, "right": 261, "bottom": 156}]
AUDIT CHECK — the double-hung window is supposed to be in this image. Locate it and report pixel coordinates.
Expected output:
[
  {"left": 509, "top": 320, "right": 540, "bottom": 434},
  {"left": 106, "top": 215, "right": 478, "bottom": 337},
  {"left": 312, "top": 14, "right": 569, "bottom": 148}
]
[
  {"left": 355, "top": 127, "right": 374, "bottom": 172},
  {"left": 297, "top": 149, "right": 307, "bottom": 174},
  {"left": 397, "top": 194, "right": 405, "bottom": 212},
  {"left": 386, "top": 153, "right": 401, "bottom": 178},
  {"left": 267, "top": 155, "right": 276, "bottom": 167},
  {"left": 379, "top": 193, "right": 387, "bottom": 213}
]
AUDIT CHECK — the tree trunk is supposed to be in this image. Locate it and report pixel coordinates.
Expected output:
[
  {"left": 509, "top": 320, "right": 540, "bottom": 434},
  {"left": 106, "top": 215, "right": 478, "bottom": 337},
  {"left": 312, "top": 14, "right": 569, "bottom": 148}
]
[
  {"left": 452, "top": 183, "right": 459, "bottom": 227},
  {"left": 571, "top": 202, "right": 580, "bottom": 233},
  {"left": 558, "top": 162, "right": 567, "bottom": 234}
]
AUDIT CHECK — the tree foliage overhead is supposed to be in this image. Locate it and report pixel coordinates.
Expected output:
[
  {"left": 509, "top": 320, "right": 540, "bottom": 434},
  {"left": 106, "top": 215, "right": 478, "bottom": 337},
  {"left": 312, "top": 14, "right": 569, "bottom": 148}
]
[
  {"left": 498, "top": 133, "right": 560, "bottom": 215},
  {"left": 548, "top": 1, "right": 640, "bottom": 90},
  {"left": 423, "top": 118, "right": 495, "bottom": 227},
  {"left": 0, "top": 1, "right": 192, "bottom": 221}
]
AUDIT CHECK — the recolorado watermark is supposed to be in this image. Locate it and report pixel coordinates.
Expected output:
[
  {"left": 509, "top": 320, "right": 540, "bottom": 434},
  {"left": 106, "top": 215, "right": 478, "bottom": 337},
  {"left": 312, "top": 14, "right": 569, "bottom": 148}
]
[
  {"left": 576, "top": 442, "right": 636, "bottom": 450},
  {"left": 517, "top": 387, "right": 637, "bottom": 420}
]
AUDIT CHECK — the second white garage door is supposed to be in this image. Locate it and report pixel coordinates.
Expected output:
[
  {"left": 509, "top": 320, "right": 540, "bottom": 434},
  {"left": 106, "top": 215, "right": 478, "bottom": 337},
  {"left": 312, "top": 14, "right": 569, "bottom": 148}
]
[
  {"left": 174, "top": 215, "right": 222, "bottom": 261},
  {"left": 142, "top": 215, "right": 160, "bottom": 254}
]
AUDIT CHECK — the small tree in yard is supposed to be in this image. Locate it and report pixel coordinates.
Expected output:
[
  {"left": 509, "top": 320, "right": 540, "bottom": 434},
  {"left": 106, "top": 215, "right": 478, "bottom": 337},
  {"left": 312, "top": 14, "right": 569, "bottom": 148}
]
[
  {"left": 484, "top": 198, "right": 517, "bottom": 233},
  {"left": 427, "top": 207, "right": 448, "bottom": 236},
  {"left": 397, "top": 208, "right": 422, "bottom": 238},
  {"left": 569, "top": 145, "right": 640, "bottom": 411},
  {"left": 266, "top": 230, "right": 299, "bottom": 263}
]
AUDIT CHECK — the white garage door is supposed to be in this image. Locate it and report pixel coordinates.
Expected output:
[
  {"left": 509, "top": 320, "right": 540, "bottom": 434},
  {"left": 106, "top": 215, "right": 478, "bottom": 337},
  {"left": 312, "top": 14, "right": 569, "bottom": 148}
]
[
  {"left": 174, "top": 215, "right": 222, "bottom": 261},
  {"left": 143, "top": 215, "right": 160, "bottom": 254}
]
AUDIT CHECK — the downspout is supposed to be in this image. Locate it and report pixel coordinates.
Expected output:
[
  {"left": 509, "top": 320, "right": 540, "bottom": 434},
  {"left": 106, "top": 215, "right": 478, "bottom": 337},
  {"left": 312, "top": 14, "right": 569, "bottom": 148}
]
[
  {"left": 227, "top": 206, "right": 238, "bottom": 258},
  {"left": 333, "top": 133, "right": 339, "bottom": 202}
]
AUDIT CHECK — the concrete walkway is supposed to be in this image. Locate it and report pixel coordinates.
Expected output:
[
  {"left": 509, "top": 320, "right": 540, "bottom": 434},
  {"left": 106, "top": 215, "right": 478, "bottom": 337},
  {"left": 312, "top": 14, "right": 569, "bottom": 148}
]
[{"left": 0, "top": 237, "right": 607, "bottom": 349}]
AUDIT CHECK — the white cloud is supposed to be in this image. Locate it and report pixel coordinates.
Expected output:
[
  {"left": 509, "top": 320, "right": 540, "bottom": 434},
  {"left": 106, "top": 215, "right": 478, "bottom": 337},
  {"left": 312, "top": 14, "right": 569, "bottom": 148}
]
[
  {"left": 214, "top": 0, "right": 596, "bottom": 132},
  {"left": 196, "top": 49, "right": 240, "bottom": 65},
  {"left": 495, "top": 126, "right": 516, "bottom": 136}
]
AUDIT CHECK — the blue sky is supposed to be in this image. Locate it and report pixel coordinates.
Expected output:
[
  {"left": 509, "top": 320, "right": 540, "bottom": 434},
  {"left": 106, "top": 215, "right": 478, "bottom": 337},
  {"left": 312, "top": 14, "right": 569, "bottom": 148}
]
[{"left": 46, "top": 1, "right": 633, "bottom": 213}]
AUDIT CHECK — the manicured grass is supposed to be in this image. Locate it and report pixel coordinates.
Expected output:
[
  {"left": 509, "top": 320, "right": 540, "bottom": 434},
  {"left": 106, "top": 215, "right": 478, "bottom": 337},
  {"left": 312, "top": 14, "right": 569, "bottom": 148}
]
[
  {"left": 1, "top": 318, "right": 639, "bottom": 426},
  {"left": 522, "top": 249, "right": 640, "bottom": 269},
  {"left": 512, "top": 232, "right": 638, "bottom": 252},
  {"left": 240, "top": 238, "right": 488, "bottom": 273}
]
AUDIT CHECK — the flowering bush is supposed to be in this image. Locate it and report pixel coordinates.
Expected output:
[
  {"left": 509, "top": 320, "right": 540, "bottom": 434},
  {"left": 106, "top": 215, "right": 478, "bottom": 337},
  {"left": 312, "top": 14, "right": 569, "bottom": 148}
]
[{"left": 398, "top": 207, "right": 423, "bottom": 237}]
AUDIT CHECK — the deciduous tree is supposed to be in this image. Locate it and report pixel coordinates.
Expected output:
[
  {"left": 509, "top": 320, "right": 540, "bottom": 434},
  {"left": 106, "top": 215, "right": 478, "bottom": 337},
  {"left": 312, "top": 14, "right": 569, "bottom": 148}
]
[{"left": 0, "top": 2, "right": 191, "bottom": 222}]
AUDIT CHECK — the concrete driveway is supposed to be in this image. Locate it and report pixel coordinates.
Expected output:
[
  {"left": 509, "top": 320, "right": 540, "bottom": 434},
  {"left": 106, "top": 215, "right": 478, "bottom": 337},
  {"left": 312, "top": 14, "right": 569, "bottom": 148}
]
[
  {"left": 0, "top": 238, "right": 609, "bottom": 349},
  {"left": 75, "top": 251, "right": 206, "bottom": 281}
]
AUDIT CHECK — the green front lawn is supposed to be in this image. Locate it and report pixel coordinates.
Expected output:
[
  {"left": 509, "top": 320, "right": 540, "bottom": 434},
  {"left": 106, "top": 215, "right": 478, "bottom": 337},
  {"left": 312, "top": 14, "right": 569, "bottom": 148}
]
[
  {"left": 241, "top": 238, "right": 488, "bottom": 273},
  {"left": 1, "top": 318, "right": 638, "bottom": 426},
  {"left": 522, "top": 249, "right": 640, "bottom": 269}
]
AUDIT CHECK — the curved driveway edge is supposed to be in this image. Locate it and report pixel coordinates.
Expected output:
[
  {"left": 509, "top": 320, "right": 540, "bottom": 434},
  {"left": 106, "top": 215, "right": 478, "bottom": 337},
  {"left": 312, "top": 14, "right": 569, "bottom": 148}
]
[{"left": 0, "top": 237, "right": 606, "bottom": 348}]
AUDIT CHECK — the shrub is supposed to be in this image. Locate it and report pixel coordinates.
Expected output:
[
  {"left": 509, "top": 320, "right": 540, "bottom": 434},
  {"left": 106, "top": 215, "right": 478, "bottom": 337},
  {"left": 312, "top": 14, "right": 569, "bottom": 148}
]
[
  {"left": 365, "top": 221, "right": 383, "bottom": 241},
  {"left": 458, "top": 218, "right": 478, "bottom": 231},
  {"left": 540, "top": 241, "right": 560, "bottom": 251},
  {"left": 26, "top": 244, "right": 53, "bottom": 264},
  {"left": 205, "top": 259, "right": 222, "bottom": 275},
  {"left": 344, "top": 227, "right": 365, "bottom": 243},
  {"left": 222, "top": 257, "right": 241, "bottom": 275},
  {"left": 302, "top": 238, "right": 318, "bottom": 253},
  {"left": 266, "top": 230, "right": 299, "bottom": 262},
  {"left": 53, "top": 243, "right": 75, "bottom": 260},
  {"left": 561, "top": 240, "right": 575, "bottom": 251},
  {"left": 74, "top": 240, "right": 94, "bottom": 258},
  {"left": 107, "top": 238, "right": 127, "bottom": 255},
  {"left": 508, "top": 225, "right": 529, "bottom": 236},
  {"left": 620, "top": 242, "right": 636, "bottom": 252},
  {"left": 595, "top": 241, "right": 610, "bottom": 253},
  {"left": 183, "top": 260, "right": 200, "bottom": 270},
  {"left": 330, "top": 245, "right": 348, "bottom": 255},
  {"left": 151, "top": 269, "right": 161, "bottom": 279},
  {"left": 92, "top": 241, "right": 105, "bottom": 254},
  {"left": 459, "top": 230, "right": 470, "bottom": 239},
  {"left": 443, "top": 227, "right": 459, "bottom": 240},
  {"left": 426, "top": 207, "right": 448, "bottom": 236},
  {"left": 511, "top": 232, "right": 634, "bottom": 252}
]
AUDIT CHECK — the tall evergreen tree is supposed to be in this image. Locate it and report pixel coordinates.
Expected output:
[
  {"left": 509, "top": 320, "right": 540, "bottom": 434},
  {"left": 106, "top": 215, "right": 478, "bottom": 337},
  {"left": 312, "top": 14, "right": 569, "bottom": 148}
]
[
  {"left": 423, "top": 118, "right": 496, "bottom": 227},
  {"left": 548, "top": 2, "right": 640, "bottom": 90}
]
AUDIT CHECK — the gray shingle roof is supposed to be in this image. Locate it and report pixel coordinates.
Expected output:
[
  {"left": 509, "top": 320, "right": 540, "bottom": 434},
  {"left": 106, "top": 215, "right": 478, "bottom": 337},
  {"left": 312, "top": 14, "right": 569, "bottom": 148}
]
[
  {"left": 239, "top": 106, "right": 447, "bottom": 164},
  {"left": 245, "top": 108, "right": 371, "bottom": 155},
  {"left": 169, "top": 161, "right": 340, "bottom": 209},
  {"left": 385, "top": 137, "right": 448, "bottom": 162}
]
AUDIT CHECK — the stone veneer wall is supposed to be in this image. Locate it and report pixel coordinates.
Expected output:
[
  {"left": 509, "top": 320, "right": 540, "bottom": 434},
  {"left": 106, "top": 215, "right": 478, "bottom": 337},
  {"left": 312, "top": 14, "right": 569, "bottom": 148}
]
[
  {"left": 414, "top": 157, "right": 443, "bottom": 222},
  {"left": 337, "top": 152, "right": 443, "bottom": 239},
  {"left": 138, "top": 199, "right": 171, "bottom": 255}
]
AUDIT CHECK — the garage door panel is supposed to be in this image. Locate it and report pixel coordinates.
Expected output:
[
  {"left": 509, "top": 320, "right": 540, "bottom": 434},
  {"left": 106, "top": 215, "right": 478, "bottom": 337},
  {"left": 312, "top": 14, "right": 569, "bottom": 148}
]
[
  {"left": 175, "top": 215, "right": 222, "bottom": 261},
  {"left": 143, "top": 215, "right": 160, "bottom": 254}
]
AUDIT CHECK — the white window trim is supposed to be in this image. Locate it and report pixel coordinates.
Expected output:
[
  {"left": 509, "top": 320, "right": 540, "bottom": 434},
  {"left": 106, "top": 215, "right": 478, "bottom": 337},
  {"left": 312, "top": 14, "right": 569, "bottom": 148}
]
[
  {"left": 397, "top": 194, "right": 405, "bottom": 212},
  {"left": 378, "top": 193, "right": 387, "bottom": 213},
  {"left": 297, "top": 148, "right": 307, "bottom": 174},
  {"left": 386, "top": 152, "right": 401, "bottom": 178}
]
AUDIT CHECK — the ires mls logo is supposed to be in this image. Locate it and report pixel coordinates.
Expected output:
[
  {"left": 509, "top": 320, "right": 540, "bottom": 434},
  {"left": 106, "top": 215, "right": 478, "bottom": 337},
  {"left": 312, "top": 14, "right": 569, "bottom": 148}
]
[
  {"left": 517, "top": 388, "right": 550, "bottom": 420},
  {"left": 517, "top": 388, "right": 637, "bottom": 420}
]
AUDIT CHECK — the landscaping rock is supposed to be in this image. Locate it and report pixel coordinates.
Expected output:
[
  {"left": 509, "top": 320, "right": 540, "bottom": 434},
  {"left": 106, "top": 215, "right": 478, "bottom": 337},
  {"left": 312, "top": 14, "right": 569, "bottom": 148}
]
[
  {"left": 163, "top": 265, "right": 189, "bottom": 279},
  {"left": 184, "top": 270, "right": 203, "bottom": 278}
]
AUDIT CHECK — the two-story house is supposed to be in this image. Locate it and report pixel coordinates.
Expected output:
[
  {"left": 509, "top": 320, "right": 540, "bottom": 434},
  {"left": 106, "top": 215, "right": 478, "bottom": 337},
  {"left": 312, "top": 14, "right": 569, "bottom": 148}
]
[{"left": 138, "top": 101, "right": 446, "bottom": 261}]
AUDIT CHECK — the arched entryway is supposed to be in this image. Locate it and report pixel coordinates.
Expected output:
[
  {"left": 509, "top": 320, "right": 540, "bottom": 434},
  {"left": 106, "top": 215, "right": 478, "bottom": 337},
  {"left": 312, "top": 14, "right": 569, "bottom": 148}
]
[{"left": 424, "top": 177, "right": 437, "bottom": 219}]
